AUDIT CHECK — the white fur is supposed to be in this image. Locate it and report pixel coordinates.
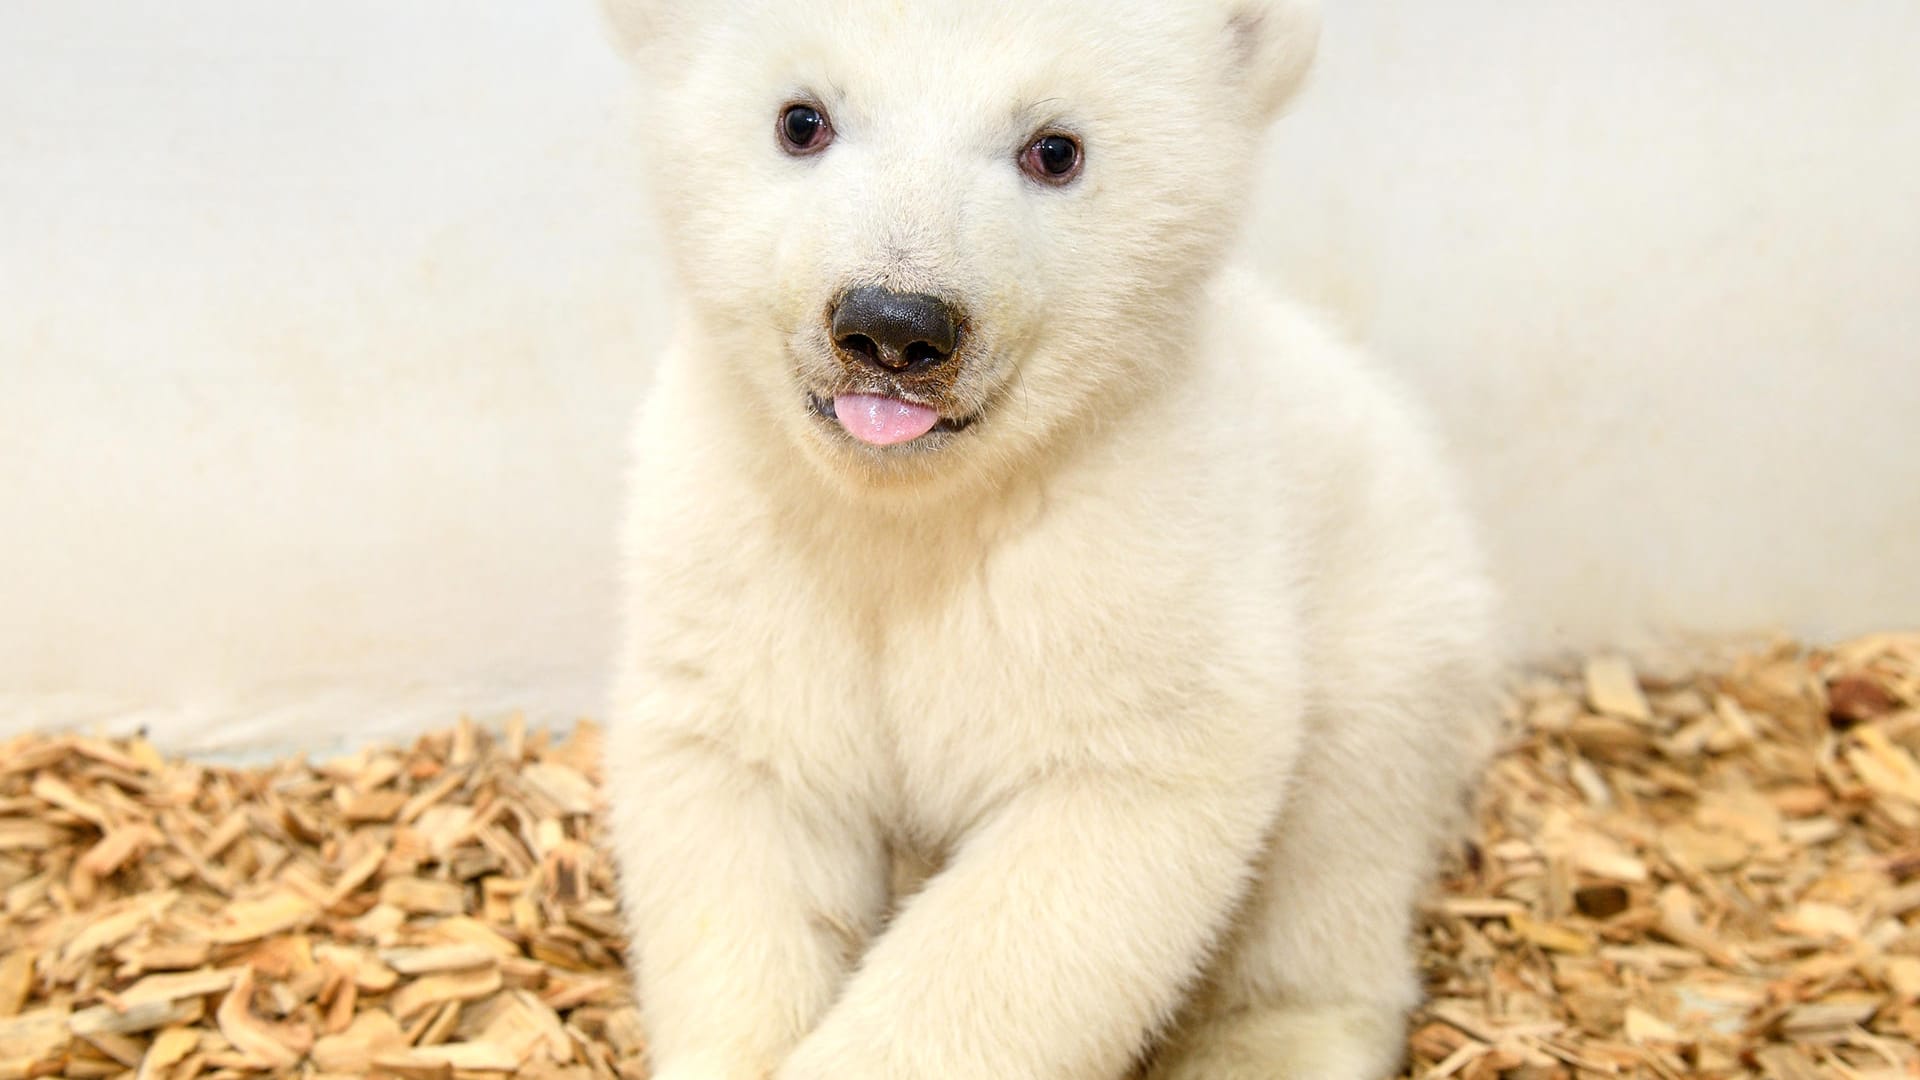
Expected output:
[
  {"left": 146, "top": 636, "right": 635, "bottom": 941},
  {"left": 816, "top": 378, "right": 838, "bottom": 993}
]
[{"left": 601, "top": 1, "right": 1499, "bottom": 1077}]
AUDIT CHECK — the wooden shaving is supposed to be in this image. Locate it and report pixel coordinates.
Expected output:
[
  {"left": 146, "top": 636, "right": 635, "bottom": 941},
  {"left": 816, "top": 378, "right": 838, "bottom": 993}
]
[{"left": 1, "top": 634, "right": 1916, "bottom": 1079}]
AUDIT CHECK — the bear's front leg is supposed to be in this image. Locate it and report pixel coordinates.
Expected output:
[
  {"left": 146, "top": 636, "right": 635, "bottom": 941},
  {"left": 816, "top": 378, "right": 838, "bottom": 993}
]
[
  {"left": 609, "top": 721, "right": 888, "bottom": 1080},
  {"left": 776, "top": 770, "right": 1280, "bottom": 1080}
]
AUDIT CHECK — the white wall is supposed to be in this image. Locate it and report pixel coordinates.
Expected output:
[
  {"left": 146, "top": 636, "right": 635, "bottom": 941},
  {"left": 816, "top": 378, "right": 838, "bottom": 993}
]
[
  {"left": 1254, "top": 2, "right": 1920, "bottom": 654},
  {"left": 3, "top": 2, "right": 1915, "bottom": 751}
]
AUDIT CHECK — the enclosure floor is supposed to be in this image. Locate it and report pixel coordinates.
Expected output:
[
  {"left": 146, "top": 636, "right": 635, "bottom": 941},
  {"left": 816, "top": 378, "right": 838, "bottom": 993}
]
[{"left": 1, "top": 634, "right": 1916, "bottom": 1079}]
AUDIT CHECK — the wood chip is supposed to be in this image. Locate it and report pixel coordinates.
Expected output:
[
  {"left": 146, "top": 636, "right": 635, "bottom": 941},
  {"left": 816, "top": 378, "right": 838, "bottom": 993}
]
[
  {"left": 1754, "top": 1045, "right": 1825, "bottom": 1080},
  {"left": 311, "top": 1009, "right": 408, "bottom": 1073},
  {"left": 1778, "top": 996, "right": 1882, "bottom": 1038},
  {"left": 1659, "top": 822, "right": 1749, "bottom": 872},
  {"left": 214, "top": 968, "right": 301, "bottom": 1068},
  {"left": 315, "top": 944, "right": 399, "bottom": 994},
  {"left": 0, "top": 1009, "right": 70, "bottom": 1065},
  {"left": 1510, "top": 912, "right": 1594, "bottom": 955},
  {"left": 520, "top": 763, "right": 600, "bottom": 817},
  {"left": 1585, "top": 655, "right": 1654, "bottom": 722},
  {"left": 69, "top": 999, "right": 202, "bottom": 1038},
  {"left": 382, "top": 1040, "right": 521, "bottom": 1071},
  {"left": 0, "top": 955, "right": 32, "bottom": 1019},
  {"left": 117, "top": 967, "right": 242, "bottom": 1008},
  {"left": 135, "top": 1026, "right": 199, "bottom": 1077},
  {"left": 206, "top": 888, "right": 317, "bottom": 944},
  {"left": 389, "top": 966, "right": 503, "bottom": 1021},
  {"left": 379, "top": 877, "right": 468, "bottom": 917},
  {"left": 0, "top": 819, "right": 68, "bottom": 850},
  {"left": 380, "top": 945, "right": 497, "bottom": 976}
]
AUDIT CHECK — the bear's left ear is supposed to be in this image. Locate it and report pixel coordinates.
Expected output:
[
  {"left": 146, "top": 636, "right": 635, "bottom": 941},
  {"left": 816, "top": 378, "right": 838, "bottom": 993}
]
[
  {"left": 1220, "top": 0, "right": 1321, "bottom": 122},
  {"left": 598, "top": 0, "right": 676, "bottom": 67}
]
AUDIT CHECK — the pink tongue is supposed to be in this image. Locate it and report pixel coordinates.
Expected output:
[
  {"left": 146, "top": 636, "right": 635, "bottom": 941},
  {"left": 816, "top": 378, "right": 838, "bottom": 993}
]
[{"left": 834, "top": 394, "right": 940, "bottom": 446}]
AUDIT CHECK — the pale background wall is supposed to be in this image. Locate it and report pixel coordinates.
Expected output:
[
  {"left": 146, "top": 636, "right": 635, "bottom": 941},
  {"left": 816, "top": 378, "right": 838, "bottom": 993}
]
[{"left": 2, "top": 2, "right": 1915, "bottom": 752}]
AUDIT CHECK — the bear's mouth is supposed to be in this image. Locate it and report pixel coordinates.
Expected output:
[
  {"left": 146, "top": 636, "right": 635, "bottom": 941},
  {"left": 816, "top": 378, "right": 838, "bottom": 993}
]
[{"left": 808, "top": 393, "right": 978, "bottom": 447}]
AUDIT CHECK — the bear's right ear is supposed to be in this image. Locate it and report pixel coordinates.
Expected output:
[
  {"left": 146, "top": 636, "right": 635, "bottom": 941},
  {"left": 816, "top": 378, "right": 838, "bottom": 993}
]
[
  {"left": 598, "top": 0, "right": 674, "bottom": 65},
  {"left": 1220, "top": 0, "right": 1321, "bottom": 122}
]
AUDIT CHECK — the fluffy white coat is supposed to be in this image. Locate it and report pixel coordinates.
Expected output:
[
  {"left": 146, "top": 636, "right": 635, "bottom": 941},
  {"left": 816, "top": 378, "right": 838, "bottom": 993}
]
[{"left": 600, "top": 1, "right": 1501, "bottom": 1076}]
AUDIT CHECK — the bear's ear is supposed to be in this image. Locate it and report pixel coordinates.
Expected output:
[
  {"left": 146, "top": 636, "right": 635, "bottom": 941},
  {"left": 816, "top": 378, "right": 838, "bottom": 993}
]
[
  {"left": 598, "top": 0, "right": 674, "bottom": 65},
  {"left": 1221, "top": 0, "right": 1321, "bottom": 121}
]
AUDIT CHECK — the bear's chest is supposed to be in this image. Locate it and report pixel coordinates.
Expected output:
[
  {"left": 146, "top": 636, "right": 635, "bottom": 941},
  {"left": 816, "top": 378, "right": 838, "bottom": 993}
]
[{"left": 853, "top": 513, "right": 1226, "bottom": 850}]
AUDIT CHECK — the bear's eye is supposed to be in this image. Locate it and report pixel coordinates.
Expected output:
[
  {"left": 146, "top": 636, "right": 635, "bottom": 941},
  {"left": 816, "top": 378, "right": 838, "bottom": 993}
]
[
  {"left": 779, "top": 103, "right": 833, "bottom": 156},
  {"left": 1020, "top": 133, "right": 1083, "bottom": 185}
]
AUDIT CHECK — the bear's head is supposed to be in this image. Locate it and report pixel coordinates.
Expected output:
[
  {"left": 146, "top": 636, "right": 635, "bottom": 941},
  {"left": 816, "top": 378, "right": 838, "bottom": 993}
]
[{"left": 605, "top": 0, "right": 1318, "bottom": 494}]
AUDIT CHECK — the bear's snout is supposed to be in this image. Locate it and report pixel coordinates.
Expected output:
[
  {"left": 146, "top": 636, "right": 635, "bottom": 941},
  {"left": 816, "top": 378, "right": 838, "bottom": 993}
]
[{"left": 830, "top": 286, "right": 960, "bottom": 376}]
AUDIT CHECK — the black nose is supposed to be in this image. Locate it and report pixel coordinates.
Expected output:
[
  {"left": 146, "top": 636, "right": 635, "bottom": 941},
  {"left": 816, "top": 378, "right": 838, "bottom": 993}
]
[{"left": 831, "top": 286, "right": 959, "bottom": 374}]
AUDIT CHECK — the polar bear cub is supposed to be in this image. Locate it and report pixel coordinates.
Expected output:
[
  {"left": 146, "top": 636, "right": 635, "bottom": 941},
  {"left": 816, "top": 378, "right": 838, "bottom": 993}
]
[{"left": 599, "top": 0, "right": 1500, "bottom": 1077}]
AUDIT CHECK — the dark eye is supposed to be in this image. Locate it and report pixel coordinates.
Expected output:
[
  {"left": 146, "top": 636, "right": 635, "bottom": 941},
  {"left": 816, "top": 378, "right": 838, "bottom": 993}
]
[
  {"left": 1020, "top": 133, "right": 1083, "bottom": 184},
  {"left": 779, "top": 103, "right": 832, "bottom": 155}
]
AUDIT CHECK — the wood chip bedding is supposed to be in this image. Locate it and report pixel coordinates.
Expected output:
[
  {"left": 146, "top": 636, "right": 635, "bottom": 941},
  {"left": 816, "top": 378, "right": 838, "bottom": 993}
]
[{"left": 1, "top": 633, "right": 1915, "bottom": 1079}]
